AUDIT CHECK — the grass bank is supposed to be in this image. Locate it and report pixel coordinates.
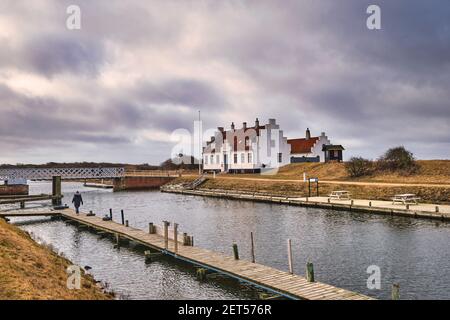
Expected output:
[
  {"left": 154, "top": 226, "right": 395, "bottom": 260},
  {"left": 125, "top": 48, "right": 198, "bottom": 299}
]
[{"left": 0, "top": 218, "right": 113, "bottom": 300}]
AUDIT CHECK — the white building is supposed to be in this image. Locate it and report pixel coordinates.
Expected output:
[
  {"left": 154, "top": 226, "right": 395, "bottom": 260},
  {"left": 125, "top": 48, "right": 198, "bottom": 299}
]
[
  {"left": 203, "top": 118, "right": 291, "bottom": 173},
  {"left": 288, "top": 128, "right": 343, "bottom": 163}
]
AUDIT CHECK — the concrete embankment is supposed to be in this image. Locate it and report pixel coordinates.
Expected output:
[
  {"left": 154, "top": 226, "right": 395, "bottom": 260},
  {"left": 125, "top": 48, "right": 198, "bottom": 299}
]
[
  {"left": 0, "top": 218, "right": 113, "bottom": 300},
  {"left": 161, "top": 188, "right": 450, "bottom": 222}
]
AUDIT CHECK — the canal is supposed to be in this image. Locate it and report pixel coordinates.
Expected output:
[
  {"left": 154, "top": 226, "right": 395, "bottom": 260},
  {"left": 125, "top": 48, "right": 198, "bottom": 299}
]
[{"left": 8, "top": 181, "right": 450, "bottom": 300}]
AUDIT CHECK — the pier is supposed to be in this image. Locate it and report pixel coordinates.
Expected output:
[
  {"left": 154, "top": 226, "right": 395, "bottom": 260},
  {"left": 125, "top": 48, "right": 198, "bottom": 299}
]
[
  {"left": 161, "top": 188, "right": 450, "bottom": 221},
  {"left": 1, "top": 208, "right": 374, "bottom": 300}
]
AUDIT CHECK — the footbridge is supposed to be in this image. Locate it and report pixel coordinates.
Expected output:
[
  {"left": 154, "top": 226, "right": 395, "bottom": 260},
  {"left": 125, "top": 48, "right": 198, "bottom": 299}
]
[{"left": 0, "top": 167, "right": 125, "bottom": 180}]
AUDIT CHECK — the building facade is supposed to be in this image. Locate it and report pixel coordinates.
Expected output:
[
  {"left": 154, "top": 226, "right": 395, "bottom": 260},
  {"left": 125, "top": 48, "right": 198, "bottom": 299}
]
[{"left": 203, "top": 118, "right": 291, "bottom": 173}]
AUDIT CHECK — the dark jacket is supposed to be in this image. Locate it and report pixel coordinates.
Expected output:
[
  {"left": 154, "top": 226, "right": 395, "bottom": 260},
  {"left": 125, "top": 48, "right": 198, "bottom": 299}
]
[{"left": 72, "top": 193, "right": 83, "bottom": 207}]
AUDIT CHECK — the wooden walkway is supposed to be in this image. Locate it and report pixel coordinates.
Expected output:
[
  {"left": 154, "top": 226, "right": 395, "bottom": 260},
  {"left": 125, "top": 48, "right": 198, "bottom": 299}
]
[{"left": 2, "top": 208, "right": 374, "bottom": 300}]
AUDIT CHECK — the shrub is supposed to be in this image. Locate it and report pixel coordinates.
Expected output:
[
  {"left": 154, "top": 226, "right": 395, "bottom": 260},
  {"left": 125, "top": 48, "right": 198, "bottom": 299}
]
[
  {"left": 345, "top": 157, "right": 373, "bottom": 177},
  {"left": 377, "top": 146, "right": 418, "bottom": 174}
]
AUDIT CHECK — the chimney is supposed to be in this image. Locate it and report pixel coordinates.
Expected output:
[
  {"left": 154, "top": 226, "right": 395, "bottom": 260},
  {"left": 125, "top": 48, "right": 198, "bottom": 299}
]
[
  {"left": 269, "top": 118, "right": 276, "bottom": 125},
  {"left": 306, "top": 128, "right": 311, "bottom": 140},
  {"left": 321, "top": 132, "right": 326, "bottom": 137},
  {"left": 231, "top": 122, "right": 235, "bottom": 130},
  {"left": 255, "top": 118, "right": 260, "bottom": 128},
  {"left": 243, "top": 122, "right": 247, "bottom": 130},
  {"left": 218, "top": 127, "right": 224, "bottom": 132}
]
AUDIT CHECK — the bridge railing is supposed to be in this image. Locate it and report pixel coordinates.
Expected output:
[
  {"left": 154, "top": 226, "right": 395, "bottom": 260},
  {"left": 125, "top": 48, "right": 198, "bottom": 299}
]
[{"left": 0, "top": 167, "right": 125, "bottom": 180}]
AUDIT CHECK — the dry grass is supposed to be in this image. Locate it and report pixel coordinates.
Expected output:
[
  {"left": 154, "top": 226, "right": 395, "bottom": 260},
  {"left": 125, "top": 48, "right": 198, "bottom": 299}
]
[
  {"left": 0, "top": 219, "right": 113, "bottom": 300},
  {"left": 218, "top": 160, "right": 450, "bottom": 184},
  {"left": 200, "top": 178, "right": 450, "bottom": 204}
]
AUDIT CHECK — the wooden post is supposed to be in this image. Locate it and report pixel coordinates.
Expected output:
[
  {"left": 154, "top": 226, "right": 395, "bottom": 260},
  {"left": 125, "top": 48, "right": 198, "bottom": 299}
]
[
  {"left": 121, "top": 210, "right": 125, "bottom": 225},
  {"left": 369, "top": 201, "right": 372, "bottom": 207},
  {"left": 190, "top": 236, "right": 194, "bottom": 246},
  {"left": 351, "top": 200, "right": 354, "bottom": 206},
  {"left": 20, "top": 201, "right": 25, "bottom": 209},
  {"left": 52, "top": 176, "right": 62, "bottom": 206},
  {"left": 109, "top": 208, "right": 113, "bottom": 220},
  {"left": 114, "top": 233, "right": 120, "bottom": 249},
  {"left": 144, "top": 250, "right": 152, "bottom": 263},
  {"left": 163, "top": 221, "right": 170, "bottom": 250},
  {"left": 306, "top": 262, "right": 314, "bottom": 282},
  {"left": 183, "top": 232, "right": 188, "bottom": 245},
  {"left": 173, "top": 223, "right": 179, "bottom": 253},
  {"left": 125, "top": 220, "right": 129, "bottom": 227},
  {"left": 250, "top": 232, "right": 255, "bottom": 263},
  {"left": 435, "top": 206, "right": 439, "bottom": 213},
  {"left": 327, "top": 198, "right": 330, "bottom": 203},
  {"left": 232, "top": 243, "right": 239, "bottom": 260},
  {"left": 392, "top": 283, "right": 400, "bottom": 300},
  {"left": 287, "top": 239, "right": 293, "bottom": 274},
  {"left": 406, "top": 204, "right": 410, "bottom": 210},
  {"left": 149, "top": 222, "right": 154, "bottom": 234},
  {"left": 196, "top": 268, "right": 207, "bottom": 281}
]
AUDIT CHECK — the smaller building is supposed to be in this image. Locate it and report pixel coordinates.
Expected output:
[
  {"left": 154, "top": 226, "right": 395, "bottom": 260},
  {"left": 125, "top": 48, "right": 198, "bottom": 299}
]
[
  {"left": 322, "top": 145, "right": 345, "bottom": 162},
  {"left": 288, "top": 129, "right": 344, "bottom": 163}
]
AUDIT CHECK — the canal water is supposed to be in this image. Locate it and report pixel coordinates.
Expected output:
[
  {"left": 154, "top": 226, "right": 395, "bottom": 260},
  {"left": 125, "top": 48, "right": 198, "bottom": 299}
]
[{"left": 7, "top": 181, "right": 450, "bottom": 300}]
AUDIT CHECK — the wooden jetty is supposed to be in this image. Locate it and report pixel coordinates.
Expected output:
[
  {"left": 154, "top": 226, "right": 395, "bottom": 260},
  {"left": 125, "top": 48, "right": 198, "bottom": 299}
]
[
  {"left": 161, "top": 188, "right": 450, "bottom": 222},
  {"left": 1, "top": 208, "right": 374, "bottom": 300}
]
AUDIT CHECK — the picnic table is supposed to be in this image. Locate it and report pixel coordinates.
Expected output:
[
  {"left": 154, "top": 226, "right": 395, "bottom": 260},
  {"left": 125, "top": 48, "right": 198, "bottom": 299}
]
[
  {"left": 328, "top": 190, "right": 352, "bottom": 200},
  {"left": 392, "top": 194, "right": 421, "bottom": 205}
]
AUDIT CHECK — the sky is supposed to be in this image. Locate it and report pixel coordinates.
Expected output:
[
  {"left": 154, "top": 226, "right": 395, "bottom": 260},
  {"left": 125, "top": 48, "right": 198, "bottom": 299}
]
[{"left": 0, "top": 0, "right": 449, "bottom": 165}]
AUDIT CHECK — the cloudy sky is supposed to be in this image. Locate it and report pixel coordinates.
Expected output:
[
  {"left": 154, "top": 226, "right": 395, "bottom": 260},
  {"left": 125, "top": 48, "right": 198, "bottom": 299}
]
[{"left": 0, "top": 0, "right": 449, "bottom": 164}]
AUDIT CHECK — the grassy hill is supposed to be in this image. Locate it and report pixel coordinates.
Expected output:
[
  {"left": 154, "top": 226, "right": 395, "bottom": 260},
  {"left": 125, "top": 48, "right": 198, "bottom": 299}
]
[
  {"left": 246, "top": 160, "right": 450, "bottom": 184},
  {"left": 0, "top": 219, "right": 113, "bottom": 300}
]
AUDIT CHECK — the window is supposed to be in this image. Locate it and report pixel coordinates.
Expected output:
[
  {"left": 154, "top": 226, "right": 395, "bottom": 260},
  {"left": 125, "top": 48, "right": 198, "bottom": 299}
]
[
  {"left": 216, "top": 155, "right": 220, "bottom": 164},
  {"left": 234, "top": 153, "right": 238, "bottom": 164},
  {"left": 278, "top": 153, "right": 282, "bottom": 163},
  {"left": 241, "top": 153, "right": 245, "bottom": 163},
  {"left": 245, "top": 136, "right": 250, "bottom": 150},
  {"left": 205, "top": 156, "right": 208, "bottom": 165},
  {"left": 233, "top": 136, "right": 238, "bottom": 152},
  {"left": 210, "top": 155, "right": 214, "bottom": 164},
  {"left": 248, "top": 153, "right": 253, "bottom": 164}
]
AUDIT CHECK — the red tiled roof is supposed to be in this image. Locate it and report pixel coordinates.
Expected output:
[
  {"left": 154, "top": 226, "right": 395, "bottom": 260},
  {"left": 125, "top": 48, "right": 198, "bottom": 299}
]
[{"left": 288, "top": 137, "right": 319, "bottom": 154}]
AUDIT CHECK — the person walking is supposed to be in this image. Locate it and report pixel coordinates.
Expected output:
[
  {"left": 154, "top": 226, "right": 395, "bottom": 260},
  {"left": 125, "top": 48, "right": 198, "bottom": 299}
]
[{"left": 72, "top": 191, "right": 83, "bottom": 214}]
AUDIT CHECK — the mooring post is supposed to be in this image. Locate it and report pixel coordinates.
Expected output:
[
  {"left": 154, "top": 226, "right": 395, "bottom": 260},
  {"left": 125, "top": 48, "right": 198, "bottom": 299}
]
[
  {"left": 435, "top": 206, "right": 439, "bottom": 213},
  {"left": 306, "top": 262, "right": 315, "bottom": 282},
  {"left": 20, "top": 201, "right": 25, "bottom": 209},
  {"left": 196, "top": 268, "right": 207, "bottom": 281},
  {"left": 183, "top": 232, "right": 188, "bottom": 245},
  {"left": 351, "top": 200, "right": 354, "bottom": 206},
  {"left": 190, "top": 236, "right": 194, "bottom": 246},
  {"left": 125, "top": 220, "right": 129, "bottom": 227},
  {"left": 163, "top": 221, "right": 170, "bottom": 250},
  {"left": 115, "top": 233, "right": 120, "bottom": 249},
  {"left": 52, "top": 176, "right": 62, "bottom": 206},
  {"left": 121, "top": 209, "right": 125, "bottom": 225},
  {"left": 232, "top": 243, "right": 239, "bottom": 260},
  {"left": 369, "top": 201, "right": 372, "bottom": 207},
  {"left": 250, "top": 232, "right": 255, "bottom": 263},
  {"left": 392, "top": 283, "right": 400, "bottom": 300},
  {"left": 406, "top": 204, "right": 410, "bottom": 210},
  {"left": 149, "top": 222, "right": 154, "bottom": 234},
  {"left": 287, "top": 239, "right": 293, "bottom": 274},
  {"left": 173, "top": 223, "right": 179, "bottom": 253},
  {"left": 144, "top": 250, "right": 152, "bottom": 264},
  {"left": 109, "top": 208, "right": 113, "bottom": 220}
]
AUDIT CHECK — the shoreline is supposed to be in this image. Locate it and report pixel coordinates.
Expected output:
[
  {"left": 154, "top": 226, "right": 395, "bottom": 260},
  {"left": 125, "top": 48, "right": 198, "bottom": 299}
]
[{"left": 0, "top": 217, "right": 113, "bottom": 300}]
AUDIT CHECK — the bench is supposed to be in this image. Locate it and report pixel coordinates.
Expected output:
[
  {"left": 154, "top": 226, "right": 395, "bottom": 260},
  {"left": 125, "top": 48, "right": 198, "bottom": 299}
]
[
  {"left": 328, "top": 191, "right": 352, "bottom": 200},
  {"left": 392, "top": 194, "right": 421, "bottom": 205}
]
